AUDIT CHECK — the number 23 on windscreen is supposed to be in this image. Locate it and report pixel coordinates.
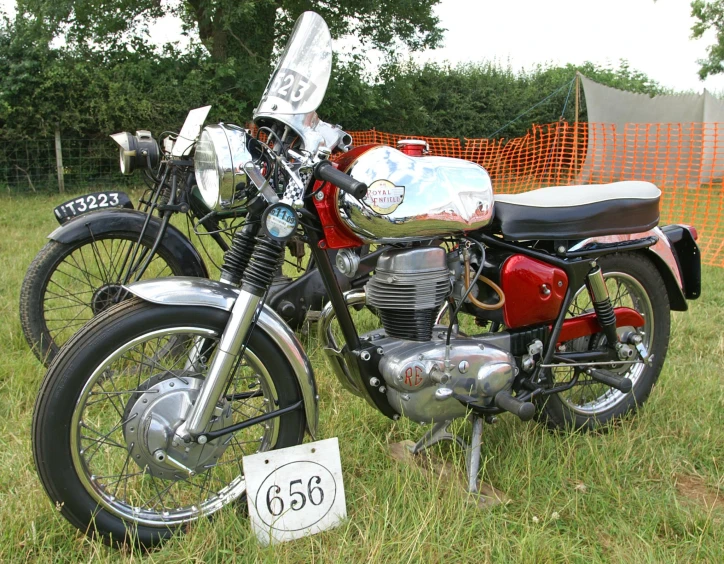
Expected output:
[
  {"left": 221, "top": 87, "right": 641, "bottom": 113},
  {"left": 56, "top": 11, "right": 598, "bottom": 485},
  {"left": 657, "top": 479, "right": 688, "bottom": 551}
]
[{"left": 243, "top": 438, "right": 347, "bottom": 545}]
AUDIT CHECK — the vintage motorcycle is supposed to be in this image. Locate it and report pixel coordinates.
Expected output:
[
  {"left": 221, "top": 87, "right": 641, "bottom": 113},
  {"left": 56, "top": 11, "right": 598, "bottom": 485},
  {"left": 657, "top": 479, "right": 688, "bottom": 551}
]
[
  {"left": 32, "top": 12, "right": 701, "bottom": 547},
  {"left": 20, "top": 105, "right": 371, "bottom": 365}
]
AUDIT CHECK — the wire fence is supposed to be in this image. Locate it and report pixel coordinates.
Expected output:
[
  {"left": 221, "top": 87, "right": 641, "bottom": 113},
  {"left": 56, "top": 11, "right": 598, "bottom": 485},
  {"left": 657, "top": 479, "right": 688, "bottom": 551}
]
[
  {"left": 349, "top": 123, "right": 724, "bottom": 267},
  {"left": 0, "top": 137, "right": 139, "bottom": 193},
  {"left": 3, "top": 123, "right": 723, "bottom": 266}
]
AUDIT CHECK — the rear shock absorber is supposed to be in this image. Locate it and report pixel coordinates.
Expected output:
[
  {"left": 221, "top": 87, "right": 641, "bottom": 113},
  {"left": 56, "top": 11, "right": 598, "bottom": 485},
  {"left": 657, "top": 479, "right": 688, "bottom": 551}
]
[
  {"left": 585, "top": 264, "right": 619, "bottom": 350},
  {"left": 241, "top": 237, "right": 285, "bottom": 296}
]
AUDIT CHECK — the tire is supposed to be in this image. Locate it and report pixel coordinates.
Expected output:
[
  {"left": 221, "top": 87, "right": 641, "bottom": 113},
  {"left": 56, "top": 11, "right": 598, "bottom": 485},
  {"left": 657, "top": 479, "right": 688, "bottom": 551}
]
[
  {"left": 539, "top": 252, "right": 670, "bottom": 431},
  {"left": 21, "top": 232, "right": 186, "bottom": 366},
  {"left": 32, "top": 299, "right": 306, "bottom": 547}
]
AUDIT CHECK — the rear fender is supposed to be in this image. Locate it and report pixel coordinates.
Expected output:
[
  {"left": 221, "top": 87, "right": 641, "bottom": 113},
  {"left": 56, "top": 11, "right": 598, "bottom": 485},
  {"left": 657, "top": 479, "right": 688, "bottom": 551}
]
[
  {"left": 123, "top": 277, "right": 319, "bottom": 438},
  {"left": 569, "top": 226, "right": 688, "bottom": 311},
  {"left": 48, "top": 209, "right": 209, "bottom": 278}
]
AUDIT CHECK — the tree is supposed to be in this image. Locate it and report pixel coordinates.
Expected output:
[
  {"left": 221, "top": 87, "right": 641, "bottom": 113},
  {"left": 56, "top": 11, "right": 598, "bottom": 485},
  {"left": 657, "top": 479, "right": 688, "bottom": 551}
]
[
  {"left": 691, "top": 0, "right": 724, "bottom": 78},
  {"left": 15, "top": 0, "right": 443, "bottom": 63}
]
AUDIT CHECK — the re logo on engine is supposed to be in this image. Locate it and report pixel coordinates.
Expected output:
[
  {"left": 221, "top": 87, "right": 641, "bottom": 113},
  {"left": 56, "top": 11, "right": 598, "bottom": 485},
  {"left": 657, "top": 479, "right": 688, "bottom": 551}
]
[{"left": 400, "top": 363, "right": 425, "bottom": 390}]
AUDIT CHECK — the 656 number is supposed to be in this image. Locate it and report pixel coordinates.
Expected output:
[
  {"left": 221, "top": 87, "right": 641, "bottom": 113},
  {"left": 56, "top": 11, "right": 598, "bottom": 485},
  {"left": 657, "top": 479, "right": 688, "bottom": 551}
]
[{"left": 266, "top": 476, "right": 324, "bottom": 516}]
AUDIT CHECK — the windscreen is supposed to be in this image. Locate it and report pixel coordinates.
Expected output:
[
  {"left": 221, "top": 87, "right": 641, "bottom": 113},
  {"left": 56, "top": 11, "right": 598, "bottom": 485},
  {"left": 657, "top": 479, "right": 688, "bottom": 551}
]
[{"left": 255, "top": 12, "right": 332, "bottom": 117}]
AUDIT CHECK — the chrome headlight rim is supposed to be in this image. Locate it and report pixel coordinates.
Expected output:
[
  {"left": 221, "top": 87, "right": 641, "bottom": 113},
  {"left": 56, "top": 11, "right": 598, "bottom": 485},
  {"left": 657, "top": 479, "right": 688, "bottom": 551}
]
[{"left": 193, "top": 124, "right": 251, "bottom": 211}]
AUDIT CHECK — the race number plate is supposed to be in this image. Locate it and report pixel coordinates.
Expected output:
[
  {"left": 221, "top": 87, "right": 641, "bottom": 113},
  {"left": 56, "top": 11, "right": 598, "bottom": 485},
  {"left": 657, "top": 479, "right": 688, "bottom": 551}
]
[
  {"left": 53, "top": 191, "right": 133, "bottom": 224},
  {"left": 243, "top": 438, "right": 347, "bottom": 545}
]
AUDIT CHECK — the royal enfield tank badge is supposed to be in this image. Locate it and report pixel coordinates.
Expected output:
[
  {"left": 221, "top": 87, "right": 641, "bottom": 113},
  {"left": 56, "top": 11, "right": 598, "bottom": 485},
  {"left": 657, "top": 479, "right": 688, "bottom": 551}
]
[
  {"left": 364, "top": 179, "right": 405, "bottom": 215},
  {"left": 262, "top": 202, "right": 298, "bottom": 241}
]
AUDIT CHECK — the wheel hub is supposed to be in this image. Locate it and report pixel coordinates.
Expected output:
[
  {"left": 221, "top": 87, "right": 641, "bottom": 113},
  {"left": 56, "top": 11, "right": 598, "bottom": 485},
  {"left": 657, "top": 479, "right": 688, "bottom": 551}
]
[
  {"left": 91, "top": 284, "right": 124, "bottom": 314},
  {"left": 122, "top": 376, "right": 233, "bottom": 478}
]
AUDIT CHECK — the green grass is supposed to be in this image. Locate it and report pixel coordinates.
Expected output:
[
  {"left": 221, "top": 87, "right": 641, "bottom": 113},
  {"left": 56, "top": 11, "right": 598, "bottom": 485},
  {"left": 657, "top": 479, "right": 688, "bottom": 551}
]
[{"left": 0, "top": 192, "right": 722, "bottom": 563}]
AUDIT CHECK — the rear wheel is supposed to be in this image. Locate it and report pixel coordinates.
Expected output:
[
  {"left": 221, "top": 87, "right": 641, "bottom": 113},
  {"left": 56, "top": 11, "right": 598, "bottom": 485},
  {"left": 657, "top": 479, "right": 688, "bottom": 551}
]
[
  {"left": 539, "top": 253, "right": 670, "bottom": 431},
  {"left": 32, "top": 299, "right": 305, "bottom": 547}
]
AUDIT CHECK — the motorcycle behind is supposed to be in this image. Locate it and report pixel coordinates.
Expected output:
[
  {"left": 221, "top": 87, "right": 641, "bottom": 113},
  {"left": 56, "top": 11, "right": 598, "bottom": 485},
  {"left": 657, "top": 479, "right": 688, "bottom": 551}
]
[
  {"left": 20, "top": 106, "right": 371, "bottom": 365},
  {"left": 31, "top": 11, "right": 701, "bottom": 547}
]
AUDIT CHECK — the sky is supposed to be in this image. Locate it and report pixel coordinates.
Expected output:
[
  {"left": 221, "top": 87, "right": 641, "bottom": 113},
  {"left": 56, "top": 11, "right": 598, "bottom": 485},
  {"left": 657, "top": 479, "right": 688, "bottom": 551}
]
[{"left": 2, "top": 0, "right": 723, "bottom": 93}]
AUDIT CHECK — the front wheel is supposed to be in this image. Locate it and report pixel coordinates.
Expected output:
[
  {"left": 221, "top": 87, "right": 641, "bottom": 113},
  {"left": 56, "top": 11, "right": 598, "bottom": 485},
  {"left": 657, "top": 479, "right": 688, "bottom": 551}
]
[
  {"left": 32, "top": 299, "right": 305, "bottom": 547},
  {"left": 539, "top": 252, "right": 671, "bottom": 431}
]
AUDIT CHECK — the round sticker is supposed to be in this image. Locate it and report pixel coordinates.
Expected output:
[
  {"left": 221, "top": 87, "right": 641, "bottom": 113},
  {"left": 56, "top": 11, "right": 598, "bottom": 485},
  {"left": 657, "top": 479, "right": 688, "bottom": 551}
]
[{"left": 263, "top": 203, "right": 298, "bottom": 241}]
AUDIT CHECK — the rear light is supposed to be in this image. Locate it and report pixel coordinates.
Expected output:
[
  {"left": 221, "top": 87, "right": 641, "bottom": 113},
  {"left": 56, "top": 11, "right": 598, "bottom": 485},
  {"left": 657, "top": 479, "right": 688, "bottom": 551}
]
[{"left": 684, "top": 225, "right": 698, "bottom": 241}]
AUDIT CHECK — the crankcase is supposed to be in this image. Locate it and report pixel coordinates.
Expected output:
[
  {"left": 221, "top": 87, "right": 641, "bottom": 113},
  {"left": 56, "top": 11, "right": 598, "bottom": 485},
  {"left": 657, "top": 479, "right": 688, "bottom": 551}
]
[{"left": 370, "top": 329, "right": 517, "bottom": 423}]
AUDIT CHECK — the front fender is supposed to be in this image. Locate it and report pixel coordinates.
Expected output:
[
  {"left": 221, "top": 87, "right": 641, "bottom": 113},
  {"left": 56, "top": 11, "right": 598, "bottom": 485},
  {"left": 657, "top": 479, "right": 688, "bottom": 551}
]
[
  {"left": 569, "top": 226, "right": 688, "bottom": 311},
  {"left": 123, "top": 277, "right": 319, "bottom": 438},
  {"left": 48, "top": 209, "right": 209, "bottom": 278}
]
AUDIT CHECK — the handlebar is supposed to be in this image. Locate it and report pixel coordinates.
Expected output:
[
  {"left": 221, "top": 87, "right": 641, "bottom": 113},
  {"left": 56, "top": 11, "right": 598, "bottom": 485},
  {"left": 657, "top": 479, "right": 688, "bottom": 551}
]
[{"left": 314, "top": 160, "right": 367, "bottom": 200}]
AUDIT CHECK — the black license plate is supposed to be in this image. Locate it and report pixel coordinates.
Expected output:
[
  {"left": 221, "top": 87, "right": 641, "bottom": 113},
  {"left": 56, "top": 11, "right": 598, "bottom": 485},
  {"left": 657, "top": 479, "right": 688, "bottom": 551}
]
[{"left": 53, "top": 191, "right": 134, "bottom": 224}]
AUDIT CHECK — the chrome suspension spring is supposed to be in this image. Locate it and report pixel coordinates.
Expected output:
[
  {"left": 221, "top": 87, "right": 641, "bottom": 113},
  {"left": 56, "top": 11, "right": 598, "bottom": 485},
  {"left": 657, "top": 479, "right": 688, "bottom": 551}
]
[
  {"left": 220, "top": 229, "right": 256, "bottom": 285},
  {"left": 241, "top": 237, "right": 285, "bottom": 296}
]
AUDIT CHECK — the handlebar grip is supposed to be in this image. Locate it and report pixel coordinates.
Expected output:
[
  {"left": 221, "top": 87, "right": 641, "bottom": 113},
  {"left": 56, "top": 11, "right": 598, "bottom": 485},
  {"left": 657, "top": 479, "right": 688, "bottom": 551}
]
[
  {"left": 494, "top": 391, "right": 536, "bottom": 422},
  {"left": 314, "top": 160, "right": 367, "bottom": 200}
]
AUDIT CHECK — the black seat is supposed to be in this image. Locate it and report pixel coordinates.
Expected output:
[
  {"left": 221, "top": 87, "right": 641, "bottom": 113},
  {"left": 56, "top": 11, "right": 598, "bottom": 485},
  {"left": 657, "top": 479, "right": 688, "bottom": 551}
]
[{"left": 493, "top": 181, "right": 660, "bottom": 240}]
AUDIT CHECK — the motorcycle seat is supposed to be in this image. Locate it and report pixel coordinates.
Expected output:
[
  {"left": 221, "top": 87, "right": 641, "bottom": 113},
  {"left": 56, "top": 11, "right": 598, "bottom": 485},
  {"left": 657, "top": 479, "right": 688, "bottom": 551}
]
[{"left": 493, "top": 181, "right": 661, "bottom": 240}]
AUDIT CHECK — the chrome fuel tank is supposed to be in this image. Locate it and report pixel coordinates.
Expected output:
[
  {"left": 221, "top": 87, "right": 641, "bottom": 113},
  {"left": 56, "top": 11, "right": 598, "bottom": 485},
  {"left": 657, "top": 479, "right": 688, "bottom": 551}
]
[{"left": 338, "top": 145, "right": 494, "bottom": 243}]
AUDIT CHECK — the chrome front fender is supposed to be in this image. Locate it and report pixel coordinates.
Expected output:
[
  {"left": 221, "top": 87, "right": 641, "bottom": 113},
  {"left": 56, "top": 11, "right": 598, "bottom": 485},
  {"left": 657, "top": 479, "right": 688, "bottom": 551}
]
[
  {"left": 569, "top": 226, "right": 687, "bottom": 311},
  {"left": 123, "top": 277, "right": 319, "bottom": 437}
]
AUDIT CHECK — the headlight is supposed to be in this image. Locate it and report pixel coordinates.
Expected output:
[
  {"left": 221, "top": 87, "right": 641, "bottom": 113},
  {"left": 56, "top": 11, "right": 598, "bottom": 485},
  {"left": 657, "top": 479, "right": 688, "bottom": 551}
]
[
  {"left": 194, "top": 124, "right": 252, "bottom": 210},
  {"left": 109, "top": 130, "right": 159, "bottom": 175}
]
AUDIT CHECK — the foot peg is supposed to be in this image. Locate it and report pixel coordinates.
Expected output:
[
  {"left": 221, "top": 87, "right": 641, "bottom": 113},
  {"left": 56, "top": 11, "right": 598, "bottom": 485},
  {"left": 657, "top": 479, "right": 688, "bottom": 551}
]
[
  {"left": 494, "top": 391, "right": 536, "bottom": 421},
  {"left": 587, "top": 368, "right": 632, "bottom": 393}
]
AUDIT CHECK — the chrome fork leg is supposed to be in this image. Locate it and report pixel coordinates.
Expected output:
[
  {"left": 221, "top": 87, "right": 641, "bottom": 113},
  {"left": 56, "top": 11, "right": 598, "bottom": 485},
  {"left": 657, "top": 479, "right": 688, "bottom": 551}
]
[{"left": 176, "top": 289, "right": 262, "bottom": 438}]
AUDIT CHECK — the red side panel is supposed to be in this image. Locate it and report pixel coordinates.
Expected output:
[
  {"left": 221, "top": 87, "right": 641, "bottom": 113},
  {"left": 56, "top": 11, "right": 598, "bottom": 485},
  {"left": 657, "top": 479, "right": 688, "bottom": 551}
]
[
  {"left": 500, "top": 255, "right": 568, "bottom": 328},
  {"left": 313, "top": 144, "right": 378, "bottom": 250},
  {"left": 557, "top": 308, "right": 645, "bottom": 343}
]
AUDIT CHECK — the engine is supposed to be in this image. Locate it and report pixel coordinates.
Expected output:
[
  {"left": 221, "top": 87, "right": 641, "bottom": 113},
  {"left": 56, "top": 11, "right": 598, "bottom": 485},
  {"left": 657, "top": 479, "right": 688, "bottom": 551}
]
[
  {"left": 366, "top": 247, "right": 450, "bottom": 342},
  {"left": 362, "top": 246, "right": 518, "bottom": 423}
]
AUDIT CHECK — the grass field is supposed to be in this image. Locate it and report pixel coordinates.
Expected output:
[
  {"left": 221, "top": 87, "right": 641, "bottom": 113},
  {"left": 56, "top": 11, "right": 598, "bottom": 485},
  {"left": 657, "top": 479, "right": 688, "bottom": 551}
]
[{"left": 0, "top": 191, "right": 722, "bottom": 563}]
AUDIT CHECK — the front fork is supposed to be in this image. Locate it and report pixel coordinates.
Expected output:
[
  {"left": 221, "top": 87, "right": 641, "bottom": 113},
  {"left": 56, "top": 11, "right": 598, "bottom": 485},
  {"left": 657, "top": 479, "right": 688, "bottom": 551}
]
[
  {"left": 177, "top": 290, "right": 263, "bottom": 438},
  {"left": 175, "top": 232, "right": 284, "bottom": 441}
]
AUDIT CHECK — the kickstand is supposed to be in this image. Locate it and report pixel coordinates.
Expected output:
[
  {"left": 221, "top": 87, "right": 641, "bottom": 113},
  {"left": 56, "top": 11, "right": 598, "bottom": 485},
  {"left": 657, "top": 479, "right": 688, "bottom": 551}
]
[
  {"left": 407, "top": 416, "right": 485, "bottom": 495},
  {"left": 403, "top": 415, "right": 503, "bottom": 506},
  {"left": 465, "top": 414, "right": 484, "bottom": 495},
  {"left": 408, "top": 420, "right": 468, "bottom": 455}
]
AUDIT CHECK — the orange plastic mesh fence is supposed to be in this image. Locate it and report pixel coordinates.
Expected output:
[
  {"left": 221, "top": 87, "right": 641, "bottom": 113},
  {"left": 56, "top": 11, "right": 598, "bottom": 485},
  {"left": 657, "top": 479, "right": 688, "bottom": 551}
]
[{"left": 348, "top": 123, "right": 724, "bottom": 267}]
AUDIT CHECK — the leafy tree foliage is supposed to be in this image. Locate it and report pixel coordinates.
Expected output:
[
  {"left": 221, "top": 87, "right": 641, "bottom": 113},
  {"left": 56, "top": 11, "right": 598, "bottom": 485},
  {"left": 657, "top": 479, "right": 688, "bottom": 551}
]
[
  {"left": 15, "top": 0, "right": 443, "bottom": 62},
  {"left": 0, "top": 4, "right": 667, "bottom": 142},
  {"left": 692, "top": 1, "right": 724, "bottom": 78},
  {"left": 323, "top": 60, "right": 668, "bottom": 139}
]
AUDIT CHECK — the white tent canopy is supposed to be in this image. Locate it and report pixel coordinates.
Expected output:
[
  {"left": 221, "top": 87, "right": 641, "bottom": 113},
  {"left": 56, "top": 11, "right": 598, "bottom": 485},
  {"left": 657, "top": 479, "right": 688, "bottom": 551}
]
[{"left": 579, "top": 75, "right": 724, "bottom": 187}]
